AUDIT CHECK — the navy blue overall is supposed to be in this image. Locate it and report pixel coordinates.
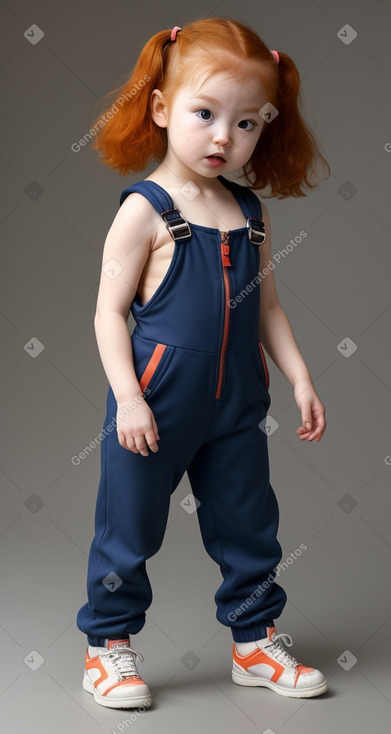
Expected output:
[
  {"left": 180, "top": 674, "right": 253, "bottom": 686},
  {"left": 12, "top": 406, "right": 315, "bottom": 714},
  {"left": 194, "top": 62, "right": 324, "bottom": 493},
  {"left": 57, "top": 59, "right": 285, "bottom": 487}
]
[{"left": 76, "top": 175, "right": 287, "bottom": 645}]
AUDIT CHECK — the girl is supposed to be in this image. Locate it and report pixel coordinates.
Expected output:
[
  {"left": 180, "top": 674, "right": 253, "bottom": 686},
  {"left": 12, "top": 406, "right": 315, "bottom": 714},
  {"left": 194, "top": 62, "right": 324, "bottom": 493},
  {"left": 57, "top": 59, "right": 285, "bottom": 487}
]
[{"left": 77, "top": 18, "right": 330, "bottom": 709}]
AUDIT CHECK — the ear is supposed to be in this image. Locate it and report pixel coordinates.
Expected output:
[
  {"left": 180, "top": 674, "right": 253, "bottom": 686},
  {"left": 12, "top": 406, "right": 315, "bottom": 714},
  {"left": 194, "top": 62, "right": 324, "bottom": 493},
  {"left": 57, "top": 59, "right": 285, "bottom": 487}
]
[{"left": 150, "top": 89, "right": 169, "bottom": 129}]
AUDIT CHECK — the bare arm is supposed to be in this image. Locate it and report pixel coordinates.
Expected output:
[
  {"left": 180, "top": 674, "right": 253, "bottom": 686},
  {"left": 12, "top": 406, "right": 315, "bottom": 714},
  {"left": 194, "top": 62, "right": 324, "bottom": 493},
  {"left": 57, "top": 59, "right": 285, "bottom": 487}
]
[
  {"left": 257, "top": 198, "right": 326, "bottom": 442},
  {"left": 94, "top": 193, "right": 156, "bottom": 404},
  {"left": 93, "top": 192, "right": 164, "bottom": 456},
  {"left": 257, "top": 200, "right": 312, "bottom": 387}
]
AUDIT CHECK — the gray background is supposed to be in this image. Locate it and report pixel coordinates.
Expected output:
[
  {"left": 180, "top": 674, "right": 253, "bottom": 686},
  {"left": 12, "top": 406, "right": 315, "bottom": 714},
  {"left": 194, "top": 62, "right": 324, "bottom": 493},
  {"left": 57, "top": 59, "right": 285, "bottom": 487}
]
[{"left": 1, "top": 0, "right": 390, "bottom": 732}]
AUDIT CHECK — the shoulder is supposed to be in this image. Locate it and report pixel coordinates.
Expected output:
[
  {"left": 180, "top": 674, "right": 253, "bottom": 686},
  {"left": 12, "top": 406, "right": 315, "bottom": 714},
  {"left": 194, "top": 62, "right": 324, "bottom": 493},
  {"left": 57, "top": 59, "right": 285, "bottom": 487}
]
[
  {"left": 232, "top": 180, "right": 271, "bottom": 227},
  {"left": 228, "top": 178, "right": 271, "bottom": 230},
  {"left": 114, "top": 188, "right": 161, "bottom": 243},
  {"left": 251, "top": 189, "right": 271, "bottom": 244},
  {"left": 119, "top": 188, "right": 157, "bottom": 215},
  {"left": 250, "top": 190, "right": 272, "bottom": 255},
  {"left": 250, "top": 189, "right": 270, "bottom": 224}
]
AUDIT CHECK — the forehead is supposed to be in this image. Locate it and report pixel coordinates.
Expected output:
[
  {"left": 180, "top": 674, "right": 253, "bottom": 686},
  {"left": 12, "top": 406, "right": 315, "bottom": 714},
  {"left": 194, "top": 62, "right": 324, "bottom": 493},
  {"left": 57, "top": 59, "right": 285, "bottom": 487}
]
[{"left": 178, "top": 69, "right": 267, "bottom": 105}]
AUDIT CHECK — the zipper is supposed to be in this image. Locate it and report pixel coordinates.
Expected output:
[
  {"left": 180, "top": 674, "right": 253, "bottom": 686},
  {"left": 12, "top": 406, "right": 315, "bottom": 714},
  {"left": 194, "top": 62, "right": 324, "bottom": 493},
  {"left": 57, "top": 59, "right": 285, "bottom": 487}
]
[{"left": 215, "top": 231, "right": 231, "bottom": 399}]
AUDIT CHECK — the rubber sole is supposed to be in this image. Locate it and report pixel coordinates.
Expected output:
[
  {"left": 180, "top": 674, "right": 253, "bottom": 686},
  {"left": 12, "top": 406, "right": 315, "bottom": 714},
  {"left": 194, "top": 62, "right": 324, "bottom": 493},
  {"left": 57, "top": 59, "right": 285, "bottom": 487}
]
[
  {"left": 83, "top": 675, "right": 152, "bottom": 709},
  {"left": 232, "top": 669, "right": 328, "bottom": 698}
]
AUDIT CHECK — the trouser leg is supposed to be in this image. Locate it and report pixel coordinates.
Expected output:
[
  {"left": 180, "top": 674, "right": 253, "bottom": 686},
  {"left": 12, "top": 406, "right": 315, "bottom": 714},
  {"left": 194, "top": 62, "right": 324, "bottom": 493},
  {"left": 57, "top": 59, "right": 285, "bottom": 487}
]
[
  {"left": 76, "top": 383, "right": 201, "bottom": 646},
  {"left": 187, "top": 404, "right": 287, "bottom": 643}
]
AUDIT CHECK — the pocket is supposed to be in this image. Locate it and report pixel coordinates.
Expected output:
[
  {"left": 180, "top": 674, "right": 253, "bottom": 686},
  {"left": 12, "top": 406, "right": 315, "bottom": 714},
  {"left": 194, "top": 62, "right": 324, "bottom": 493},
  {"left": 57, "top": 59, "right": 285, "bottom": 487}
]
[
  {"left": 138, "top": 341, "right": 175, "bottom": 399},
  {"left": 257, "top": 341, "right": 270, "bottom": 391}
]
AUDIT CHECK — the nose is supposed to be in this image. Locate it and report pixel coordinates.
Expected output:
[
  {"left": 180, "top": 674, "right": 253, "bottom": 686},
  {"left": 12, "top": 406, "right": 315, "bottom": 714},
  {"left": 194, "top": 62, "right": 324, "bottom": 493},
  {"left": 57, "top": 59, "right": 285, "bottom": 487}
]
[{"left": 212, "top": 123, "right": 232, "bottom": 147}]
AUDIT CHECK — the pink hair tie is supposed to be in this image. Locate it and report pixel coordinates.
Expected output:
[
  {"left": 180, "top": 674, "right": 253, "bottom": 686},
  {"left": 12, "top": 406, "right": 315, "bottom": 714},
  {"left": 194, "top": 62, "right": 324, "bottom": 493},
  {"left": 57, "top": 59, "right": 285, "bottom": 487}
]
[
  {"left": 270, "top": 49, "right": 279, "bottom": 64},
  {"left": 170, "top": 26, "right": 182, "bottom": 41}
]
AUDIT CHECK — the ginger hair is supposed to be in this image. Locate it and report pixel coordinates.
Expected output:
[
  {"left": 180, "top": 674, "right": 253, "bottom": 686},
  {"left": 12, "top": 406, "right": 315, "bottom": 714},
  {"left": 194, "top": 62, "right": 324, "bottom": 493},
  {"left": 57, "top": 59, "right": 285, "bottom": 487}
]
[{"left": 89, "top": 17, "right": 330, "bottom": 198}]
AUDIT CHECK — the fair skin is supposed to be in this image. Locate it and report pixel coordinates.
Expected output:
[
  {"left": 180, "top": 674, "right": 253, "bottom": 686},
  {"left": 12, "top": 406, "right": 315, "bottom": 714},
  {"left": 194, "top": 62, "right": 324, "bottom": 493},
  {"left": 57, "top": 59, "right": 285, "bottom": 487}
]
[{"left": 94, "top": 68, "right": 326, "bottom": 456}]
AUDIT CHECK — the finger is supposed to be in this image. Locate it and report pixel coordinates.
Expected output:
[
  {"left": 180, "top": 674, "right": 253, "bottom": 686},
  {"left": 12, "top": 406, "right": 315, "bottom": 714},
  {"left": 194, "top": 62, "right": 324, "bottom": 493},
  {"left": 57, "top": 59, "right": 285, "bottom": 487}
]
[
  {"left": 151, "top": 414, "right": 160, "bottom": 441},
  {"left": 117, "top": 432, "right": 125, "bottom": 450},
  {"left": 314, "top": 425, "right": 326, "bottom": 441},
  {"left": 309, "top": 414, "right": 326, "bottom": 437},
  {"left": 298, "top": 424, "right": 317, "bottom": 440},
  {"left": 300, "top": 410, "right": 313, "bottom": 430},
  {"left": 132, "top": 435, "right": 149, "bottom": 456},
  {"left": 125, "top": 436, "right": 139, "bottom": 454},
  {"left": 307, "top": 425, "right": 324, "bottom": 441},
  {"left": 145, "top": 428, "right": 159, "bottom": 453},
  {"left": 118, "top": 431, "right": 131, "bottom": 451},
  {"left": 317, "top": 414, "right": 326, "bottom": 432}
]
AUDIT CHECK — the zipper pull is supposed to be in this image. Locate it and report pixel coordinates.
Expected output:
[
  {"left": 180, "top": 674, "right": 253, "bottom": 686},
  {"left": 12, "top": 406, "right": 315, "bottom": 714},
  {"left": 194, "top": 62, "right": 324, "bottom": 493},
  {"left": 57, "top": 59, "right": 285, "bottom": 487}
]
[{"left": 220, "top": 232, "right": 231, "bottom": 267}]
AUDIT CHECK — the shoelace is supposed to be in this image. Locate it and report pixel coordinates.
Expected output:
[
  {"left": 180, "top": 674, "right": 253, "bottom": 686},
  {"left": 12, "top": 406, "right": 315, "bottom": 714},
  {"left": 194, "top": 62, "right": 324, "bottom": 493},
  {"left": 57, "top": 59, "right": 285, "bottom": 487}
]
[
  {"left": 263, "top": 632, "right": 299, "bottom": 668},
  {"left": 101, "top": 645, "right": 144, "bottom": 680}
]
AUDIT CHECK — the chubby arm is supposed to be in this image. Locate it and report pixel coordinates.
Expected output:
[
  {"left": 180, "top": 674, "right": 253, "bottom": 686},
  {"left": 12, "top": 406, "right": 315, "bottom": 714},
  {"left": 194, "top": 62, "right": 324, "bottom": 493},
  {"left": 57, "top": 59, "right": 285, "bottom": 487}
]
[
  {"left": 257, "top": 201, "right": 311, "bottom": 387},
  {"left": 94, "top": 193, "right": 155, "bottom": 404},
  {"left": 257, "top": 199, "right": 326, "bottom": 442}
]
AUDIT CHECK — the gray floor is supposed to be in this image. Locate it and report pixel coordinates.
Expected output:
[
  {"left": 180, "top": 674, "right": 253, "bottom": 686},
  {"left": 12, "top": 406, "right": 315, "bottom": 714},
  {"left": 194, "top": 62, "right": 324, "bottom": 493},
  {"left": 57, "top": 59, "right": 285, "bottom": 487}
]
[
  {"left": 1, "top": 0, "right": 391, "bottom": 732},
  {"left": 1, "top": 486, "right": 391, "bottom": 733}
]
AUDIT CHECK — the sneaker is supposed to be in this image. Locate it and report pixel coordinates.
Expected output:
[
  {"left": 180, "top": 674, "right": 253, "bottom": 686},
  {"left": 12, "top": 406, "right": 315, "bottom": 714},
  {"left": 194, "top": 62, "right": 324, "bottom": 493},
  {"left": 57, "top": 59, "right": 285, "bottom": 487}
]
[
  {"left": 83, "top": 638, "right": 152, "bottom": 709},
  {"left": 232, "top": 626, "right": 328, "bottom": 698}
]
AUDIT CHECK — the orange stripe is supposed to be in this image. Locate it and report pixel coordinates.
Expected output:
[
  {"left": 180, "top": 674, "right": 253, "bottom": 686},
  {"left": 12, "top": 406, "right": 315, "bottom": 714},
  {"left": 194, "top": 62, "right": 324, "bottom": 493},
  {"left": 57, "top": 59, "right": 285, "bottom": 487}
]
[
  {"left": 85, "top": 653, "right": 109, "bottom": 687},
  {"left": 216, "top": 232, "right": 231, "bottom": 399},
  {"left": 233, "top": 643, "right": 285, "bottom": 682},
  {"left": 139, "top": 344, "right": 167, "bottom": 392},
  {"left": 103, "top": 678, "right": 146, "bottom": 695},
  {"left": 258, "top": 342, "right": 270, "bottom": 390},
  {"left": 294, "top": 663, "right": 314, "bottom": 687}
]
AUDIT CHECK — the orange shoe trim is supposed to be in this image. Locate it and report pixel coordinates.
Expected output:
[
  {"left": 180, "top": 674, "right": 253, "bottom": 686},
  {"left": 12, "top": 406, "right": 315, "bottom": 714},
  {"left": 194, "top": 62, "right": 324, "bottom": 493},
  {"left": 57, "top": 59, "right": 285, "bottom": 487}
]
[
  {"left": 103, "top": 677, "right": 145, "bottom": 696},
  {"left": 294, "top": 663, "right": 315, "bottom": 687},
  {"left": 85, "top": 651, "right": 146, "bottom": 694},
  {"left": 232, "top": 643, "right": 285, "bottom": 683},
  {"left": 85, "top": 652, "right": 109, "bottom": 688}
]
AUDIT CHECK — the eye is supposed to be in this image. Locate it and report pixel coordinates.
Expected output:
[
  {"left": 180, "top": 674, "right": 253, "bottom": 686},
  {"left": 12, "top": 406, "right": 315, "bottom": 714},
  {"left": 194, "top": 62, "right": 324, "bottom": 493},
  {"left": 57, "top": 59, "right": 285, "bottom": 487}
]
[
  {"left": 238, "top": 120, "right": 255, "bottom": 130},
  {"left": 196, "top": 109, "right": 213, "bottom": 121}
]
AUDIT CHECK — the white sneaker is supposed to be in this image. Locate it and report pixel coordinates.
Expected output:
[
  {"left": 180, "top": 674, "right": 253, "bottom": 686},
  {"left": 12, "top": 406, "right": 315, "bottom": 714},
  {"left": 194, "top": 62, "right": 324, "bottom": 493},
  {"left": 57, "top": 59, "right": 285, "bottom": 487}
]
[
  {"left": 83, "top": 638, "right": 152, "bottom": 709},
  {"left": 232, "top": 626, "right": 328, "bottom": 698}
]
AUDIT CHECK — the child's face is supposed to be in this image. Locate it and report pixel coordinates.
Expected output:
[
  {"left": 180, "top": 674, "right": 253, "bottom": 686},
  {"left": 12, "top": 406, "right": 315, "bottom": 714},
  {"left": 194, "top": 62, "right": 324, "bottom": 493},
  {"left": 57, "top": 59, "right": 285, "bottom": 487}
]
[{"left": 152, "top": 70, "right": 268, "bottom": 180}]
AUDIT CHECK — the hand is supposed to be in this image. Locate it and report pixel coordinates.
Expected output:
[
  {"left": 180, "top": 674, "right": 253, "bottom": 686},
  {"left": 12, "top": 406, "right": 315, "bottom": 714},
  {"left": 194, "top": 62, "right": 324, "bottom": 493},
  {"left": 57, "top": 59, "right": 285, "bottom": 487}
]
[
  {"left": 116, "top": 396, "right": 160, "bottom": 456},
  {"left": 293, "top": 380, "right": 326, "bottom": 442}
]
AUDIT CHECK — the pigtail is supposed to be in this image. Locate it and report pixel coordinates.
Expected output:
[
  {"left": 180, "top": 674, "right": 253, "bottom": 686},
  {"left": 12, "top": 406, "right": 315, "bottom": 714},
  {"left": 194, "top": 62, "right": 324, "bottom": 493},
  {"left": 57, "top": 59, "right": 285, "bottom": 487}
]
[
  {"left": 89, "top": 30, "right": 172, "bottom": 174},
  {"left": 244, "top": 52, "right": 331, "bottom": 198}
]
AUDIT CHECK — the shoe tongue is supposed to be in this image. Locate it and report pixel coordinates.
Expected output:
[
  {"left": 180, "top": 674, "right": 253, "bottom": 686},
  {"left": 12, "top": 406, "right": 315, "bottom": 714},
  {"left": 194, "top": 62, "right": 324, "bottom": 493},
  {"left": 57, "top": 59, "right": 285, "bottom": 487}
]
[
  {"left": 107, "top": 639, "right": 129, "bottom": 650},
  {"left": 267, "top": 626, "right": 276, "bottom": 641}
]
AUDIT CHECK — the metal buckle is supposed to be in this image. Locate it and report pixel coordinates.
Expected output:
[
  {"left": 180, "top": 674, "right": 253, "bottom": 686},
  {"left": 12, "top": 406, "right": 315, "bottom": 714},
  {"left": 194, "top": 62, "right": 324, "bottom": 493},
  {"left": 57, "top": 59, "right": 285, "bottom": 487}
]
[
  {"left": 246, "top": 217, "right": 266, "bottom": 245},
  {"left": 160, "top": 208, "right": 191, "bottom": 240}
]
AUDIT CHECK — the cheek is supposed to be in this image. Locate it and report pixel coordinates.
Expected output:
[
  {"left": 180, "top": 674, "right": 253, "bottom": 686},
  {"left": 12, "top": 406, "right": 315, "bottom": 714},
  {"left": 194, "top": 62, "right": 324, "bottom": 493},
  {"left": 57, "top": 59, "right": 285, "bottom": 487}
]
[
  {"left": 233, "top": 131, "right": 251, "bottom": 149},
  {"left": 186, "top": 120, "right": 200, "bottom": 135},
  {"left": 240, "top": 128, "right": 262, "bottom": 148},
  {"left": 179, "top": 119, "right": 204, "bottom": 143}
]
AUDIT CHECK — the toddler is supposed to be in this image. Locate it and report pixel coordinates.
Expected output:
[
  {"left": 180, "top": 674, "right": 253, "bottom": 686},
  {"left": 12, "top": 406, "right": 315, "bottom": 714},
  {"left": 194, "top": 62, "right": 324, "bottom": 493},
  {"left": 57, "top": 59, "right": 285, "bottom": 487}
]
[{"left": 77, "top": 17, "right": 330, "bottom": 709}]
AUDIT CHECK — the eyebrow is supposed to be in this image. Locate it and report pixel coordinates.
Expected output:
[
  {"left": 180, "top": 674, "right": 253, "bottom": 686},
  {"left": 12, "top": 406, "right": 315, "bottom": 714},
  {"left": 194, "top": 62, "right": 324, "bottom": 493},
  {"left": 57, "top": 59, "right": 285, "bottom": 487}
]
[{"left": 190, "top": 94, "right": 260, "bottom": 113}]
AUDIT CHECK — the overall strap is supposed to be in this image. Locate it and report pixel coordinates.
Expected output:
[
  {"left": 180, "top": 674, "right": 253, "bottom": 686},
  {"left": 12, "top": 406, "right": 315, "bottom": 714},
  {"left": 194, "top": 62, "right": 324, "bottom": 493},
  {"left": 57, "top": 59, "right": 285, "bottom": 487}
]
[
  {"left": 217, "top": 176, "right": 266, "bottom": 245},
  {"left": 119, "top": 180, "right": 192, "bottom": 241}
]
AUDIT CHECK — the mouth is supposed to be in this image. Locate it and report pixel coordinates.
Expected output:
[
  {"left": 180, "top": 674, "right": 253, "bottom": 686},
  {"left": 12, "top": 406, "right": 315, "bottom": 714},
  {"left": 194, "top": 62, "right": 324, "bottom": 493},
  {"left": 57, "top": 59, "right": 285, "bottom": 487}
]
[{"left": 206, "top": 154, "right": 226, "bottom": 161}]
